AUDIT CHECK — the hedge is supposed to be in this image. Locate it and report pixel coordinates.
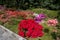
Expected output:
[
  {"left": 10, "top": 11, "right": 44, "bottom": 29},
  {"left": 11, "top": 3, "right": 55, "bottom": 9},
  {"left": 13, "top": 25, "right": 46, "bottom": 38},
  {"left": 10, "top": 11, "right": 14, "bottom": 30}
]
[{"left": 0, "top": 0, "right": 60, "bottom": 10}]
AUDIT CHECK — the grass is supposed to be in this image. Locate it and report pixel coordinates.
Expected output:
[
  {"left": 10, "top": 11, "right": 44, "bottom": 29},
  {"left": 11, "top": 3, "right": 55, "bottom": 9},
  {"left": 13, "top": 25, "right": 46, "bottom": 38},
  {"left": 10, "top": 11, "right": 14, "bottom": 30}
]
[
  {"left": 31, "top": 8, "right": 58, "bottom": 18},
  {"left": 0, "top": 8, "right": 59, "bottom": 40}
]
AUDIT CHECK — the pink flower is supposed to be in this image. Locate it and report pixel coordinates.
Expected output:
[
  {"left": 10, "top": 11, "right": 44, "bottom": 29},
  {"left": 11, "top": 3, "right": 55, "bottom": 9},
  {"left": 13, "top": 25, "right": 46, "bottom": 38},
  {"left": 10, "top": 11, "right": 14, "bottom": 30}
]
[
  {"left": 34, "top": 13, "right": 46, "bottom": 23},
  {"left": 47, "top": 19, "right": 58, "bottom": 26}
]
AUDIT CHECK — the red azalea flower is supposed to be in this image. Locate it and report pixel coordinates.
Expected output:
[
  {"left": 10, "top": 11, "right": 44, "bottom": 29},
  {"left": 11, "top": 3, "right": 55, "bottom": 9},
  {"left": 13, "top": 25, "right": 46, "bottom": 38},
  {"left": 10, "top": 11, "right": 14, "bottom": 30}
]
[
  {"left": 26, "top": 30, "right": 33, "bottom": 37},
  {"left": 39, "top": 32, "right": 44, "bottom": 37},
  {"left": 38, "top": 31, "right": 44, "bottom": 37},
  {"left": 34, "top": 24, "right": 43, "bottom": 31},
  {"left": 31, "top": 31, "right": 39, "bottom": 38},
  {"left": 31, "top": 30, "right": 44, "bottom": 38},
  {"left": 18, "top": 19, "right": 44, "bottom": 38},
  {"left": 18, "top": 31, "right": 24, "bottom": 37},
  {"left": 18, "top": 20, "right": 29, "bottom": 29}
]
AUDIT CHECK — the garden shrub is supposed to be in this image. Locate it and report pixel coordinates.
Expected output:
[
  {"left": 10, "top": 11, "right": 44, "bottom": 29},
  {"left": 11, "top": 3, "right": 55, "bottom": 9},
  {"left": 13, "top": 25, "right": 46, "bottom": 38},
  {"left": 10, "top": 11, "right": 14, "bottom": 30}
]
[{"left": 0, "top": 0, "right": 60, "bottom": 10}]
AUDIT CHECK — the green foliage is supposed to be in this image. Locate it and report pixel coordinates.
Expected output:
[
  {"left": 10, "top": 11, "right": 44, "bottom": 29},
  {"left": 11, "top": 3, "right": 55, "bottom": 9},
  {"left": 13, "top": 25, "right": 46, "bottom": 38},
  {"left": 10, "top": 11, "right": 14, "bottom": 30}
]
[
  {"left": 0, "top": 0, "right": 60, "bottom": 10},
  {"left": 3, "top": 18, "right": 19, "bottom": 34},
  {"left": 57, "top": 30, "right": 60, "bottom": 38},
  {"left": 31, "top": 8, "right": 58, "bottom": 18},
  {"left": 40, "top": 0, "right": 60, "bottom": 10},
  {"left": 0, "top": 11, "right": 5, "bottom": 15},
  {"left": 56, "top": 11, "right": 60, "bottom": 29},
  {"left": 0, "top": 21, "right": 3, "bottom": 25},
  {"left": 57, "top": 11, "right": 60, "bottom": 22}
]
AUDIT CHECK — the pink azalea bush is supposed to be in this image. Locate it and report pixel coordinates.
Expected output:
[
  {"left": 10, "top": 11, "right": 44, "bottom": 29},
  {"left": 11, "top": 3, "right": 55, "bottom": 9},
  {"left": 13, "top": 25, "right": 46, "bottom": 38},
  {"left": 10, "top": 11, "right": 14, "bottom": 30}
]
[{"left": 47, "top": 19, "right": 58, "bottom": 26}]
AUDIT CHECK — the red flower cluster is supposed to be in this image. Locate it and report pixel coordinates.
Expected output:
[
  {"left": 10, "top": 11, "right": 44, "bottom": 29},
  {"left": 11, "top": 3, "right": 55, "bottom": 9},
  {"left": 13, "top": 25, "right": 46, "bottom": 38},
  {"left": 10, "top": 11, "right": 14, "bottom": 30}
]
[{"left": 18, "top": 19, "right": 44, "bottom": 38}]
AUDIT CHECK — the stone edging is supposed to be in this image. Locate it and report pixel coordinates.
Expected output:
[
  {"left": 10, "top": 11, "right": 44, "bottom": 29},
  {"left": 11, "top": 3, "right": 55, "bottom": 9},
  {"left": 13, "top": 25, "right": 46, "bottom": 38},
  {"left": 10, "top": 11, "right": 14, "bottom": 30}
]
[{"left": 0, "top": 25, "right": 26, "bottom": 40}]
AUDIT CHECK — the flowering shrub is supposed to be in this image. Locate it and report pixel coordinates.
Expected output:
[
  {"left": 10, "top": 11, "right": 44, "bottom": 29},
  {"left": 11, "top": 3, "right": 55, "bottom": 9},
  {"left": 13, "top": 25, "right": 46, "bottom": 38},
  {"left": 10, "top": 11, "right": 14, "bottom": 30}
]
[
  {"left": 6, "top": 10, "right": 34, "bottom": 18},
  {"left": 0, "top": 10, "right": 34, "bottom": 23},
  {"left": 6, "top": 10, "right": 18, "bottom": 18},
  {"left": 47, "top": 19, "right": 58, "bottom": 26},
  {"left": 18, "top": 19, "right": 44, "bottom": 38},
  {"left": 17, "top": 10, "right": 34, "bottom": 19},
  {"left": 34, "top": 13, "right": 46, "bottom": 23},
  {"left": 0, "top": 13, "right": 9, "bottom": 23}
]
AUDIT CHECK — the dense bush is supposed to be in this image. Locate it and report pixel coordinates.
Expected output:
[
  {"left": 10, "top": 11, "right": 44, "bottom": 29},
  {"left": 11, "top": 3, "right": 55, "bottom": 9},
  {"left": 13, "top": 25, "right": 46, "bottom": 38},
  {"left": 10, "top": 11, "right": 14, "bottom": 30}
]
[{"left": 0, "top": 0, "right": 60, "bottom": 10}]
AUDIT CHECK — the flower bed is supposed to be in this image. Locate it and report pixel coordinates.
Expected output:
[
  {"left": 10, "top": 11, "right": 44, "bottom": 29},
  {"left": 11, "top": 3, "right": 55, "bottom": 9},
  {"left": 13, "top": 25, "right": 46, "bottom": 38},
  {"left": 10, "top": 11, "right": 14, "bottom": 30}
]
[{"left": 0, "top": 8, "right": 60, "bottom": 40}]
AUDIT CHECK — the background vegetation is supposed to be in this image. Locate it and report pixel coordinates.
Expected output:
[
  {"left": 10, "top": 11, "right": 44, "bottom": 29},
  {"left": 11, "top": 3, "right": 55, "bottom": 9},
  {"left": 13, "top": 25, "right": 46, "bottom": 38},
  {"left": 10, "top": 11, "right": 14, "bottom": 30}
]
[{"left": 0, "top": 0, "right": 60, "bottom": 10}]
